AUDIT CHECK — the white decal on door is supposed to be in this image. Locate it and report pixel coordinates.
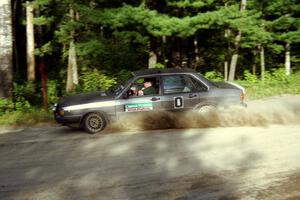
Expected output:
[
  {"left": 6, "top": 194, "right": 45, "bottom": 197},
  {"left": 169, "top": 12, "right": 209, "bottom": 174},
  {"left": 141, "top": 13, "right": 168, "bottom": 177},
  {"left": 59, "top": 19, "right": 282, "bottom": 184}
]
[{"left": 174, "top": 96, "right": 184, "bottom": 109}]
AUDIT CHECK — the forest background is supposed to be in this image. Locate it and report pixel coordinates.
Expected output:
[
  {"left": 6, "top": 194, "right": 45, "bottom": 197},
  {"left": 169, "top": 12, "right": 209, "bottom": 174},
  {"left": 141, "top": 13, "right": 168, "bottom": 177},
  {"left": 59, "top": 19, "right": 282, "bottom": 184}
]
[{"left": 0, "top": 0, "right": 299, "bottom": 125}]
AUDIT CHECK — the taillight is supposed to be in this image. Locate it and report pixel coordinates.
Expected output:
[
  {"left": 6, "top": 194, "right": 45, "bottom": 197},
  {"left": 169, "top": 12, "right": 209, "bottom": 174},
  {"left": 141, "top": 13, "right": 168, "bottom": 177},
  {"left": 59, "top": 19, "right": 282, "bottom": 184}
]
[{"left": 240, "top": 92, "right": 245, "bottom": 102}]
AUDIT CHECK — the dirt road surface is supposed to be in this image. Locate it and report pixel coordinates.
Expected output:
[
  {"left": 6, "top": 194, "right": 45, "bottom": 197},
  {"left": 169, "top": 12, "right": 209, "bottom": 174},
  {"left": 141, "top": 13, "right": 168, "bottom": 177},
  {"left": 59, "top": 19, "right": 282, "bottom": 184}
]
[{"left": 0, "top": 95, "right": 300, "bottom": 200}]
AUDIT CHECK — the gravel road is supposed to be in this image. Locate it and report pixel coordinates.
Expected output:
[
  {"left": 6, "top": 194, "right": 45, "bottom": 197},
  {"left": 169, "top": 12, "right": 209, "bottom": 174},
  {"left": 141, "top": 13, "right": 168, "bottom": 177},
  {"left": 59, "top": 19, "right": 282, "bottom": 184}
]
[{"left": 0, "top": 95, "right": 300, "bottom": 200}]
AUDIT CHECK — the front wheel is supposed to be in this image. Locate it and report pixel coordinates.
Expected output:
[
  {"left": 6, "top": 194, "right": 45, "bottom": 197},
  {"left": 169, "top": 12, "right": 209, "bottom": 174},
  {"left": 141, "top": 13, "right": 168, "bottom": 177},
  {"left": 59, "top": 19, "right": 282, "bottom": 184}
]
[{"left": 83, "top": 112, "right": 106, "bottom": 134}]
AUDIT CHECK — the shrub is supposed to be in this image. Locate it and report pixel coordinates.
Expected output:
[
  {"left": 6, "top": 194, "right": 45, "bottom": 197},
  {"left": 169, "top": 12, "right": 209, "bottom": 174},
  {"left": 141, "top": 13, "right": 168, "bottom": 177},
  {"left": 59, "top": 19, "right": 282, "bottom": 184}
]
[
  {"left": 114, "top": 69, "right": 133, "bottom": 84},
  {"left": 154, "top": 63, "right": 165, "bottom": 69},
  {"left": 243, "top": 70, "right": 259, "bottom": 85},
  {"left": 204, "top": 71, "right": 224, "bottom": 81},
  {"left": 237, "top": 68, "right": 300, "bottom": 99},
  {"left": 13, "top": 82, "right": 37, "bottom": 102},
  {"left": 47, "top": 80, "right": 59, "bottom": 106},
  {"left": 0, "top": 98, "right": 14, "bottom": 116},
  {"left": 14, "top": 97, "right": 32, "bottom": 112},
  {"left": 12, "top": 82, "right": 35, "bottom": 112},
  {"left": 79, "top": 68, "right": 117, "bottom": 92},
  {"left": 0, "top": 109, "right": 52, "bottom": 126},
  {"left": 269, "top": 68, "right": 291, "bottom": 83}
]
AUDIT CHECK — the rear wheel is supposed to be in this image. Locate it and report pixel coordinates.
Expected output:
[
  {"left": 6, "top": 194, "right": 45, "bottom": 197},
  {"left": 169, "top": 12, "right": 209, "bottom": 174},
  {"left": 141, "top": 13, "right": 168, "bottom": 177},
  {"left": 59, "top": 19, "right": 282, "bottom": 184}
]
[
  {"left": 197, "top": 105, "right": 216, "bottom": 115},
  {"left": 83, "top": 112, "right": 106, "bottom": 134}
]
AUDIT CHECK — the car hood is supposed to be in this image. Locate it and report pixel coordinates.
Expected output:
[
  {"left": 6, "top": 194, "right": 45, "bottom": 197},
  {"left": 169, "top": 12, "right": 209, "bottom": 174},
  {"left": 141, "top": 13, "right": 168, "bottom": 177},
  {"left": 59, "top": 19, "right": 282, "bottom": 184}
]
[{"left": 58, "top": 91, "right": 115, "bottom": 108}]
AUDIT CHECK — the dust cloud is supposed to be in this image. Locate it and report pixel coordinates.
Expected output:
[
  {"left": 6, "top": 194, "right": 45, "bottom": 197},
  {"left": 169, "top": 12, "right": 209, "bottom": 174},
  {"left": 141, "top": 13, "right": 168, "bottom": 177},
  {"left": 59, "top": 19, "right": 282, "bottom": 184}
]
[{"left": 108, "top": 95, "right": 300, "bottom": 132}]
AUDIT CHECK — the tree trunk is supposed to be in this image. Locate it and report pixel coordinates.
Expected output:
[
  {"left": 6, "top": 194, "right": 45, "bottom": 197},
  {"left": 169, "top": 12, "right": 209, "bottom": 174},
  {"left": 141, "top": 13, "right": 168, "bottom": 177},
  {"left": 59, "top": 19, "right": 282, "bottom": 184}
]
[
  {"left": 224, "top": 61, "right": 228, "bottom": 81},
  {"left": 148, "top": 36, "right": 157, "bottom": 68},
  {"left": 285, "top": 42, "right": 291, "bottom": 76},
  {"left": 148, "top": 51, "right": 157, "bottom": 68},
  {"left": 39, "top": 62, "right": 48, "bottom": 109},
  {"left": 260, "top": 45, "right": 265, "bottom": 81},
  {"left": 228, "top": 52, "right": 239, "bottom": 81},
  {"left": 252, "top": 63, "right": 256, "bottom": 75},
  {"left": 36, "top": 7, "right": 48, "bottom": 109},
  {"left": 66, "top": 40, "right": 78, "bottom": 92},
  {"left": 12, "top": 0, "right": 19, "bottom": 73},
  {"left": 171, "top": 37, "right": 182, "bottom": 68},
  {"left": 252, "top": 50, "right": 257, "bottom": 75},
  {"left": 224, "top": 3, "right": 230, "bottom": 81},
  {"left": 162, "top": 35, "right": 167, "bottom": 67},
  {"left": 228, "top": 0, "right": 246, "bottom": 81},
  {"left": 0, "top": 0, "right": 13, "bottom": 98},
  {"left": 194, "top": 38, "right": 199, "bottom": 70},
  {"left": 66, "top": 8, "right": 78, "bottom": 92},
  {"left": 26, "top": 1, "right": 35, "bottom": 81}
]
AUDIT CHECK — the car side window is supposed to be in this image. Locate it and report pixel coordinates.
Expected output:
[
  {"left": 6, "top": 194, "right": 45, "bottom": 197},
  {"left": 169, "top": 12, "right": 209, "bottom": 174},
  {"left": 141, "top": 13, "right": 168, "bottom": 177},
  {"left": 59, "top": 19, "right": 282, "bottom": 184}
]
[
  {"left": 188, "top": 76, "right": 208, "bottom": 92},
  {"left": 162, "top": 75, "right": 193, "bottom": 94},
  {"left": 127, "top": 77, "right": 159, "bottom": 97}
]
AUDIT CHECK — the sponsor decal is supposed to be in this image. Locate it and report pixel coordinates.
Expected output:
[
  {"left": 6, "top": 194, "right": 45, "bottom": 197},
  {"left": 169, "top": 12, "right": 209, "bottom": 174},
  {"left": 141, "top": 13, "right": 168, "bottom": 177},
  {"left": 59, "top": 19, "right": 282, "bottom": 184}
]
[
  {"left": 125, "top": 103, "right": 153, "bottom": 112},
  {"left": 174, "top": 96, "right": 184, "bottom": 109}
]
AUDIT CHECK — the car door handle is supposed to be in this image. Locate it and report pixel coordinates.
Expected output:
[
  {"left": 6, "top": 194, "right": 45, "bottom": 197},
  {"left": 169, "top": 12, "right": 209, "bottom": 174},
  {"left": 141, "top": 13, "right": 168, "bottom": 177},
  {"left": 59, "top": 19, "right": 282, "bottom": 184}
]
[
  {"left": 150, "top": 97, "right": 160, "bottom": 101},
  {"left": 189, "top": 94, "right": 197, "bottom": 98}
]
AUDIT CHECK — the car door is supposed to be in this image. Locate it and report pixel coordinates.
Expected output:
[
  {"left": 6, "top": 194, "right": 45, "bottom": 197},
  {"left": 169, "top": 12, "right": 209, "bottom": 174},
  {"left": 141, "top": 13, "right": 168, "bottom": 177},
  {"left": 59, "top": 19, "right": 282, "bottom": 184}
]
[
  {"left": 160, "top": 74, "right": 203, "bottom": 111},
  {"left": 115, "top": 76, "right": 162, "bottom": 117}
]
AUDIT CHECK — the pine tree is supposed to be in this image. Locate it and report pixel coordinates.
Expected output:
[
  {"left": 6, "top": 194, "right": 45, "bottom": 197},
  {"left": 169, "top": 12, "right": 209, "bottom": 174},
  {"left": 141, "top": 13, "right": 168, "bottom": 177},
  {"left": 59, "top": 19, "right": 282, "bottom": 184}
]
[{"left": 262, "top": 0, "right": 300, "bottom": 75}]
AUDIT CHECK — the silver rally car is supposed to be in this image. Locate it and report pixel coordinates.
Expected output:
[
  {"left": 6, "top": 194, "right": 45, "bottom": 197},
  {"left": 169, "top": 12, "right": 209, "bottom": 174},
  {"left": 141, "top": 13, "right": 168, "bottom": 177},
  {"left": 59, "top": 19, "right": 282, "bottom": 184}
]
[{"left": 53, "top": 68, "right": 246, "bottom": 133}]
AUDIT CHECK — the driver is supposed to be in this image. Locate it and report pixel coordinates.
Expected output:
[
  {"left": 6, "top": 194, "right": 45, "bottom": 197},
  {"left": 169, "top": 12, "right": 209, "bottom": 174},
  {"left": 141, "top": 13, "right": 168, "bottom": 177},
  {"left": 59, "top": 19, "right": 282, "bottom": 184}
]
[{"left": 138, "top": 78, "right": 156, "bottom": 96}]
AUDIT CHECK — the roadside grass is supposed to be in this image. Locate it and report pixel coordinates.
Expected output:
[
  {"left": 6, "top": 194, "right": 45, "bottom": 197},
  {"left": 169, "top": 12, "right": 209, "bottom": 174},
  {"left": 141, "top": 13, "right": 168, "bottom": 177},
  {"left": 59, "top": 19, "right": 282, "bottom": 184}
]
[
  {"left": 0, "top": 109, "right": 53, "bottom": 127},
  {"left": 237, "top": 71, "right": 300, "bottom": 100}
]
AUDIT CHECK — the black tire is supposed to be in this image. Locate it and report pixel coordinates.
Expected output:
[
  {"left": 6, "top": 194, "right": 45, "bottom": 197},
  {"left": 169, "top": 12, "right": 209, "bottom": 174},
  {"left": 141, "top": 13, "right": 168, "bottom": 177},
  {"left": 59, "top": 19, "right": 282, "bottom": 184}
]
[{"left": 83, "top": 112, "right": 106, "bottom": 134}]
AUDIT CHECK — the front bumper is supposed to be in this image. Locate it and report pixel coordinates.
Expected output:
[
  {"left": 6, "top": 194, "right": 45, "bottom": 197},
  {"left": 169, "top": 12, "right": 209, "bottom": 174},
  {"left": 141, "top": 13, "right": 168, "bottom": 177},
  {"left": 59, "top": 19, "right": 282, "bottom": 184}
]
[
  {"left": 53, "top": 104, "right": 81, "bottom": 124},
  {"left": 54, "top": 112, "right": 81, "bottom": 124}
]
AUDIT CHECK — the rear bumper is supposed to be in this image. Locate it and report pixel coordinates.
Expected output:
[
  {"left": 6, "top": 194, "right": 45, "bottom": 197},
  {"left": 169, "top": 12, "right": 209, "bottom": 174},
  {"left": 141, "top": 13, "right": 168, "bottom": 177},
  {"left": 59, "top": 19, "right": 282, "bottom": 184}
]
[{"left": 241, "top": 102, "right": 247, "bottom": 108}]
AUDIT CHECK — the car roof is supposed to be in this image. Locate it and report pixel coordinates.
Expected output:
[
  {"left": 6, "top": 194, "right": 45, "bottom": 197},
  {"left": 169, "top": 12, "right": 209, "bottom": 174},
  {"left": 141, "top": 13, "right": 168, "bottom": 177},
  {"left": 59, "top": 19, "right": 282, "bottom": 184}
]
[{"left": 132, "top": 68, "right": 196, "bottom": 77}]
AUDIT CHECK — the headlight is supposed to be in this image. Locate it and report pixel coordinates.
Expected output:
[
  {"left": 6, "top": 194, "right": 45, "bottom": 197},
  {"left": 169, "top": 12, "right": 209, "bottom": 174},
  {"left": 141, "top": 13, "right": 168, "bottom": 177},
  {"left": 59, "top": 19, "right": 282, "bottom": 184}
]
[{"left": 52, "top": 103, "right": 58, "bottom": 111}]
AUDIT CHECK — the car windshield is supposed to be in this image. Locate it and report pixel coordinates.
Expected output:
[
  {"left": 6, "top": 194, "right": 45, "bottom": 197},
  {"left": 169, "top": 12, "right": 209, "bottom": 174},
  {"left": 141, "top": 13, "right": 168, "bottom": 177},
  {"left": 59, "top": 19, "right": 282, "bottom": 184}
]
[
  {"left": 107, "top": 73, "right": 134, "bottom": 96},
  {"left": 114, "top": 84, "right": 125, "bottom": 96}
]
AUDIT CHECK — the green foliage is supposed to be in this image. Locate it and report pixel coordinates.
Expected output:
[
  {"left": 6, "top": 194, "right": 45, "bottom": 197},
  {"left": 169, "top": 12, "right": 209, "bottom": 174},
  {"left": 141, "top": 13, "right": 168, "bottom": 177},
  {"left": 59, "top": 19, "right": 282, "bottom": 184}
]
[
  {"left": 34, "top": 16, "right": 54, "bottom": 26},
  {"left": 79, "top": 68, "right": 117, "bottom": 92},
  {"left": 34, "top": 42, "right": 54, "bottom": 56},
  {"left": 154, "top": 63, "right": 165, "bottom": 69},
  {"left": 0, "top": 109, "right": 52, "bottom": 126},
  {"left": 13, "top": 82, "right": 36, "bottom": 112},
  {"left": 47, "top": 80, "right": 59, "bottom": 106},
  {"left": 14, "top": 98, "right": 32, "bottom": 112},
  {"left": 0, "top": 98, "right": 14, "bottom": 116},
  {"left": 114, "top": 69, "right": 133, "bottom": 84},
  {"left": 268, "top": 68, "right": 291, "bottom": 83},
  {"left": 237, "top": 68, "right": 300, "bottom": 99},
  {"left": 204, "top": 70, "right": 224, "bottom": 81},
  {"left": 167, "top": 0, "right": 215, "bottom": 9},
  {"left": 242, "top": 70, "right": 259, "bottom": 86}
]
